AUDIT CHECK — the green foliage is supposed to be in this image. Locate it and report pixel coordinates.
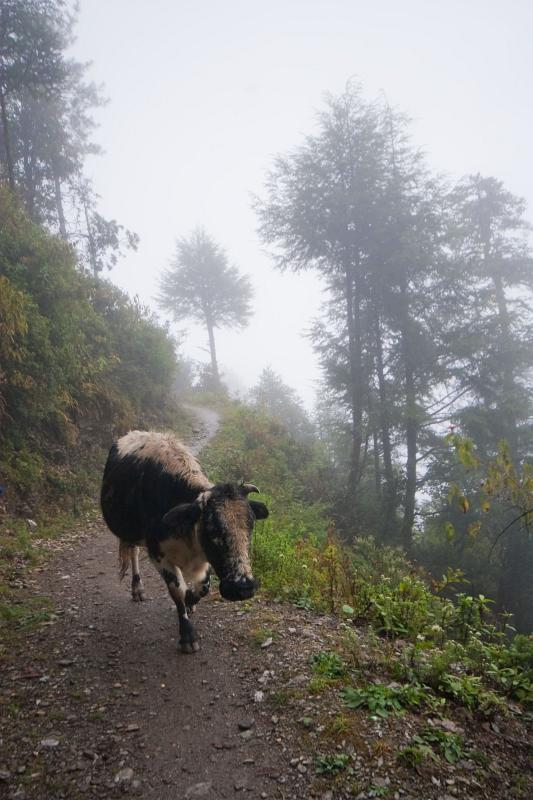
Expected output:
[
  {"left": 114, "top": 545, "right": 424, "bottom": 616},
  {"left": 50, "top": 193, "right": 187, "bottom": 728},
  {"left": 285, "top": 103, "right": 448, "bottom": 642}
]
[
  {"left": 0, "top": 2, "right": 136, "bottom": 269},
  {"left": 0, "top": 518, "right": 39, "bottom": 566},
  {"left": 454, "top": 593, "right": 494, "bottom": 643},
  {"left": 438, "top": 673, "right": 504, "bottom": 714},
  {"left": 249, "top": 626, "right": 274, "bottom": 647},
  {"left": 308, "top": 675, "right": 342, "bottom": 694},
  {"left": 486, "top": 634, "right": 533, "bottom": 703},
  {"left": 0, "top": 595, "right": 54, "bottom": 631},
  {"left": 0, "top": 274, "right": 30, "bottom": 421},
  {"left": 309, "top": 651, "right": 347, "bottom": 678},
  {"left": 341, "top": 682, "right": 434, "bottom": 718},
  {"left": 392, "top": 640, "right": 463, "bottom": 690},
  {"left": 315, "top": 753, "right": 351, "bottom": 775},
  {"left": 437, "top": 434, "right": 533, "bottom": 632},
  {"left": 0, "top": 190, "right": 181, "bottom": 513},
  {"left": 412, "top": 728, "right": 465, "bottom": 764},
  {"left": 366, "top": 575, "right": 443, "bottom": 638},
  {"left": 397, "top": 743, "right": 437, "bottom": 768},
  {"left": 249, "top": 367, "right": 314, "bottom": 442}
]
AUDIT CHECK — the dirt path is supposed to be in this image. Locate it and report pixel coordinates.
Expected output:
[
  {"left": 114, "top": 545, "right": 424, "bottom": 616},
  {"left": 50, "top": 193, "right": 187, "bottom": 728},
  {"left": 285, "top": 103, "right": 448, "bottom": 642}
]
[
  {"left": 180, "top": 405, "right": 221, "bottom": 457},
  {"left": 0, "top": 409, "right": 309, "bottom": 800}
]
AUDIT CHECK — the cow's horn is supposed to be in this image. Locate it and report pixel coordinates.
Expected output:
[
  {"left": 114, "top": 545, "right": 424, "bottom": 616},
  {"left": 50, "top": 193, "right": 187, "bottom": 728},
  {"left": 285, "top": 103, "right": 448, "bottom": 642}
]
[{"left": 241, "top": 483, "right": 260, "bottom": 495}]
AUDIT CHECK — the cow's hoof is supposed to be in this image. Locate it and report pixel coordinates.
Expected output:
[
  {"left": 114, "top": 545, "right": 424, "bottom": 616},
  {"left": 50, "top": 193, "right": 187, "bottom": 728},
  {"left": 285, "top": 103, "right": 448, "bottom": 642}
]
[
  {"left": 132, "top": 588, "right": 146, "bottom": 602},
  {"left": 185, "top": 589, "right": 200, "bottom": 614},
  {"left": 180, "top": 640, "right": 200, "bottom": 654}
]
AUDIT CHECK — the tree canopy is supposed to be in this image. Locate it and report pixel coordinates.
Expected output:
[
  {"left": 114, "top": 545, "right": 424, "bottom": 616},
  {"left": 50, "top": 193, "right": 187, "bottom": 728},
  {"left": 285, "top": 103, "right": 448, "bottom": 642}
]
[
  {"left": 0, "top": 189, "right": 179, "bottom": 509},
  {"left": 257, "top": 83, "right": 533, "bottom": 630},
  {"left": 158, "top": 227, "right": 253, "bottom": 386},
  {"left": 0, "top": 0, "right": 137, "bottom": 272}
]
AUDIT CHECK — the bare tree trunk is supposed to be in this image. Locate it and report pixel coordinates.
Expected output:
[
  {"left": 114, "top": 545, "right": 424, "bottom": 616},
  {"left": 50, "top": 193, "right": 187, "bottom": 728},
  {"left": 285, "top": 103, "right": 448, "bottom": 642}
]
[
  {"left": 0, "top": 88, "right": 14, "bottom": 191},
  {"left": 205, "top": 317, "right": 220, "bottom": 387},
  {"left": 53, "top": 164, "right": 67, "bottom": 239},
  {"left": 373, "top": 304, "right": 396, "bottom": 540},
  {"left": 399, "top": 279, "right": 417, "bottom": 552},
  {"left": 83, "top": 199, "right": 98, "bottom": 276},
  {"left": 372, "top": 427, "right": 381, "bottom": 502},
  {"left": 344, "top": 266, "right": 364, "bottom": 527},
  {"left": 21, "top": 140, "right": 36, "bottom": 221},
  {"left": 492, "top": 272, "right": 519, "bottom": 457},
  {"left": 491, "top": 265, "right": 525, "bottom": 621},
  {"left": 497, "top": 529, "right": 533, "bottom": 633}
]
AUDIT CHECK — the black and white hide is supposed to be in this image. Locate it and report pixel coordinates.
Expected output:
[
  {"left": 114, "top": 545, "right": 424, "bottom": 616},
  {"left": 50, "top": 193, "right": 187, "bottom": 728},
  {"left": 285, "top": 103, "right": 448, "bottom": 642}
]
[{"left": 100, "top": 430, "right": 268, "bottom": 653}]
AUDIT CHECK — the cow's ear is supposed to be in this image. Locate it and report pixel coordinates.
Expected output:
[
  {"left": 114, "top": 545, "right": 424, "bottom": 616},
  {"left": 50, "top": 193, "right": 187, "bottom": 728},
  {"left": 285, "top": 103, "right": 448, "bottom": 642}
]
[
  {"left": 249, "top": 501, "right": 269, "bottom": 520},
  {"left": 162, "top": 502, "right": 201, "bottom": 531}
]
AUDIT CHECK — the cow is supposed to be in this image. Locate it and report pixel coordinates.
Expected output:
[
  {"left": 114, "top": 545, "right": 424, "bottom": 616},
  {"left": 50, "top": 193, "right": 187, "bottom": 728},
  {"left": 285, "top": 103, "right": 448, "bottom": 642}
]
[{"left": 100, "top": 430, "right": 269, "bottom": 653}]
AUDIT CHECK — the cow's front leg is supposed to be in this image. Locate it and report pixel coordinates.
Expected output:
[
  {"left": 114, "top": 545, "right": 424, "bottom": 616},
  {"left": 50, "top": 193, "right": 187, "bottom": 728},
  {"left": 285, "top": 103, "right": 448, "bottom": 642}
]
[
  {"left": 185, "top": 565, "right": 211, "bottom": 614},
  {"left": 153, "top": 560, "right": 199, "bottom": 653},
  {"left": 131, "top": 546, "right": 146, "bottom": 601}
]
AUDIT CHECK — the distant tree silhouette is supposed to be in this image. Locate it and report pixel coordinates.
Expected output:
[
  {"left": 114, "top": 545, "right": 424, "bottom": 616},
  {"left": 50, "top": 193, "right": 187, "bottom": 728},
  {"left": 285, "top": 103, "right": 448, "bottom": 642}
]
[
  {"left": 158, "top": 228, "right": 253, "bottom": 386},
  {"left": 250, "top": 367, "right": 313, "bottom": 440}
]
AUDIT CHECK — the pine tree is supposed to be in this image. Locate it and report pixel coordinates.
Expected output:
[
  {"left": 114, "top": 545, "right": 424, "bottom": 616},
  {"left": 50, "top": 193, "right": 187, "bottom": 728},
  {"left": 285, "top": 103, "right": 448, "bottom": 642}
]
[
  {"left": 250, "top": 367, "right": 313, "bottom": 440},
  {"left": 158, "top": 228, "right": 253, "bottom": 386},
  {"left": 0, "top": 0, "right": 136, "bottom": 272},
  {"left": 0, "top": 0, "right": 70, "bottom": 189},
  {"left": 257, "top": 84, "right": 447, "bottom": 545}
]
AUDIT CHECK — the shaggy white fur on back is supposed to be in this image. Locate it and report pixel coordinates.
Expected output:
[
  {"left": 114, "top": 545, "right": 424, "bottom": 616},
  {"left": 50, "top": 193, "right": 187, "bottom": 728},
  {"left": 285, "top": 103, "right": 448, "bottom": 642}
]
[{"left": 116, "top": 430, "right": 212, "bottom": 492}]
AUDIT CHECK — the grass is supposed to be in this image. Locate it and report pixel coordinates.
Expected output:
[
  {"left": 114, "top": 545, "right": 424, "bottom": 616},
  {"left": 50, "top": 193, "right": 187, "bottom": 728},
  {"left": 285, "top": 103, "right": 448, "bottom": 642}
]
[
  {"left": 249, "top": 626, "right": 276, "bottom": 647},
  {"left": 0, "top": 506, "right": 100, "bottom": 642},
  {"left": 309, "top": 650, "right": 347, "bottom": 678},
  {"left": 397, "top": 743, "right": 437, "bottom": 768},
  {"left": 271, "top": 688, "right": 302, "bottom": 707},
  {"left": 308, "top": 675, "right": 342, "bottom": 694},
  {"left": 324, "top": 713, "right": 352, "bottom": 737},
  {"left": 0, "top": 595, "right": 54, "bottom": 630}
]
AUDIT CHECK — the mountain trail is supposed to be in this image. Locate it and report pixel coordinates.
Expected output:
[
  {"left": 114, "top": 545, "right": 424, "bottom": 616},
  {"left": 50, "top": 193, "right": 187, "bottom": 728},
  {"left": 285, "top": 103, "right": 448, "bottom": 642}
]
[
  {"left": 0, "top": 408, "right": 531, "bottom": 799},
  {"left": 0, "top": 408, "right": 322, "bottom": 800}
]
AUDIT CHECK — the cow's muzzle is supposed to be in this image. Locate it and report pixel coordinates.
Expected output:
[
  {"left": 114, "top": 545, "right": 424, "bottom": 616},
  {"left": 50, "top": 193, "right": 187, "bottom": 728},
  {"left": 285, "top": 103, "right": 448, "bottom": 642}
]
[{"left": 219, "top": 576, "right": 257, "bottom": 601}]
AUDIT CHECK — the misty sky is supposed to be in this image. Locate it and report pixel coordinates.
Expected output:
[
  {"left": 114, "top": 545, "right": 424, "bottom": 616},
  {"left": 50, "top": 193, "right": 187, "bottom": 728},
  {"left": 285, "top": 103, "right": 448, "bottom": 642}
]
[{"left": 71, "top": 0, "right": 533, "bottom": 406}]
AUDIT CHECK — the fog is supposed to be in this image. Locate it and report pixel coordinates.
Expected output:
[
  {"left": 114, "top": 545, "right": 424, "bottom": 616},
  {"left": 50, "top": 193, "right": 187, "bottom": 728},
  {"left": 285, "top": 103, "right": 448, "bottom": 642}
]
[{"left": 71, "top": 0, "right": 533, "bottom": 405}]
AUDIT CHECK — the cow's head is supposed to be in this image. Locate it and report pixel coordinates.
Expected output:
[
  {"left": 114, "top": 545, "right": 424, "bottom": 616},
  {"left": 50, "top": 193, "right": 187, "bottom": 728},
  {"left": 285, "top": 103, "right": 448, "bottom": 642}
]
[{"left": 162, "top": 482, "right": 268, "bottom": 601}]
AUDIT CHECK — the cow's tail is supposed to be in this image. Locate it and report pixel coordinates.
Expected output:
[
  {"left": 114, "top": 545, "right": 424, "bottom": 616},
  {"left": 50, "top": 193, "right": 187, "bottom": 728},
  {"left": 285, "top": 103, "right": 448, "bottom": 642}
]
[{"left": 118, "top": 541, "right": 131, "bottom": 581}]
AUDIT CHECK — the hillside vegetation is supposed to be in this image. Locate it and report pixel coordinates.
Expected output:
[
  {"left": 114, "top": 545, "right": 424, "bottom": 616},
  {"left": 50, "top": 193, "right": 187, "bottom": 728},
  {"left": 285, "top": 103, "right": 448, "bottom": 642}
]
[
  {"left": 0, "top": 190, "right": 187, "bottom": 512},
  {"left": 0, "top": 191, "right": 190, "bottom": 626},
  {"left": 203, "top": 402, "right": 533, "bottom": 721}
]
